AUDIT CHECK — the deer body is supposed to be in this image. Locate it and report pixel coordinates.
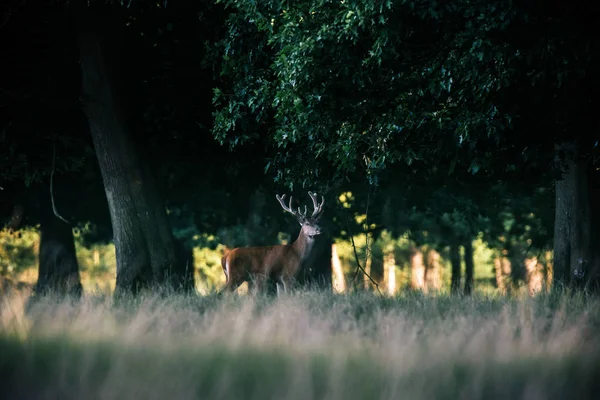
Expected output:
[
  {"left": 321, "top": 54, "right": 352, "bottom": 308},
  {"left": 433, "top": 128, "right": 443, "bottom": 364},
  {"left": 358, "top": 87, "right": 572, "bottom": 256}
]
[{"left": 220, "top": 192, "right": 324, "bottom": 294}]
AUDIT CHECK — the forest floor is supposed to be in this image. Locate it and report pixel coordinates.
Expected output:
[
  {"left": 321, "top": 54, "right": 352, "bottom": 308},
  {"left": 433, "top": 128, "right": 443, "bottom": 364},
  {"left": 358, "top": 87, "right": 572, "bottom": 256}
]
[{"left": 1, "top": 287, "right": 599, "bottom": 399}]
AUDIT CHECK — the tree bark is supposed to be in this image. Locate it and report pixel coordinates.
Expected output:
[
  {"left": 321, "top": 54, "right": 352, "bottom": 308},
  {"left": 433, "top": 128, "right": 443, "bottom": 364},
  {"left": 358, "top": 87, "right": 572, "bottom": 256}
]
[
  {"left": 35, "top": 213, "right": 82, "bottom": 298},
  {"left": 76, "top": 7, "right": 182, "bottom": 295},
  {"left": 463, "top": 240, "right": 474, "bottom": 295},
  {"left": 553, "top": 141, "right": 598, "bottom": 290},
  {"left": 450, "top": 243, "right": 461, "bottom": 294}
]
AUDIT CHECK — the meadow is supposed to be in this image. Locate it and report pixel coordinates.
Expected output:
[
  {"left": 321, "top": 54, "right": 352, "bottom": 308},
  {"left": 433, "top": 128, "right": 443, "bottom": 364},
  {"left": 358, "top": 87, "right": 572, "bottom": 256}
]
[{"left": 1, "top": 287, "right": 599, "bottom": 400}]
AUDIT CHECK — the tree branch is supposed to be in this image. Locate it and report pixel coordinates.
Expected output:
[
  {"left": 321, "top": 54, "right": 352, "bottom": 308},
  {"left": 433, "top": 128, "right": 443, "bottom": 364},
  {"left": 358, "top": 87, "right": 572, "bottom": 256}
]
[{"left": 347, "top": 192, "right": 382, "bottom": 294}]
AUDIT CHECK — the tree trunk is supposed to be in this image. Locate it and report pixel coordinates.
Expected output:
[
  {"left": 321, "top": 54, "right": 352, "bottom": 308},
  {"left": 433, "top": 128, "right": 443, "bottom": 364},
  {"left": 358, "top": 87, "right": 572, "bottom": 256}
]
[
  {"left": 383, "top": 244, "right": 396, "bottom": 296},
  {"left": 525, "top": 257, "right": 543, "bottom": 297},
  {"left": 545, "top": 250, "right": 554, "bottom": 293},
  {"left": 77, "top": 7, "right": 182, "bottom": 295},
  {"left": 553, "top": 141, "right": 598, "bottom": 289},
  {"left": 331, "top": 243, "right": 346, "bottom": 293},
  {"left": 363, "top": 234, "right": 373, "bottom": 290},
  {"left": 424, "top": 249, "right": 442, "bottom": 293},
  {"left": 450, "top": 243, "right": 461, "bottom": 294},
  {"left": 494, "top": 256, "right": 511, "bottom": 295},
  {"left": 173, "top": 237, "right": 196, "bottom": 293},
  {"left": 410, "top": 247, "right": 425, "bottom": 291},
  {"left": 35, "top": 214, "right": 82, "bottom": 298},
  {"left": 463, "top": 240, "right": 474, "bottom": 295}
]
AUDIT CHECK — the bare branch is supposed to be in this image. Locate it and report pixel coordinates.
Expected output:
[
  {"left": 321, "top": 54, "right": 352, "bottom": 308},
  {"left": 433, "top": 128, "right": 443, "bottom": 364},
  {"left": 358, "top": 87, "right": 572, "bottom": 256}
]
[{"left": 346, "top": 191, "right": 381, "bottom": 295}]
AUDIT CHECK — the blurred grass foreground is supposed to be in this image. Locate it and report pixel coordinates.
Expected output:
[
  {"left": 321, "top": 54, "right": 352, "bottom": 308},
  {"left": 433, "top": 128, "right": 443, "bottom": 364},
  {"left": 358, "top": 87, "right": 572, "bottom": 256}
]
[{"left": 1, "top": 289, "right": 600, "bottom": 400}]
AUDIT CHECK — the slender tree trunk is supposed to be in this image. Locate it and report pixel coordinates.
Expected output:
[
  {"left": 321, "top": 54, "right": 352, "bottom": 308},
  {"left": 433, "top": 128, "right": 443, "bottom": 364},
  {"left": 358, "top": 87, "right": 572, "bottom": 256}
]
[
  {"left": 424, "top": 249, "right": 442, "bottom": 293},
  {"left": 553, "top": 141, "right": 598, "bottom": 290},
  {"left": 463, "top": 240, "right": 474, "bottom": 295},
  {"left": 410, "top": 247, "right": 425, "bottom": 291},
  {"left": 173, "top": 237, "right": 196, "bottom": 293},
  {"left": 383, "top": 244, "right": 396, "bottom": 296},
  {"left": 494, "top": 255, "right": 512, "bottom": 295},
  {"left": 77, "top": 7, "right": 181, "bottom": 295},
  {"left": 35, "top": 214, "right": 82, "bottom": 298},
  {"left": 331, "top": 243, "right": 346, "bottom": 293},
  {"left": 369, "top": 241, "right": 385, "bottom": 290},
  {"left": 450, "top": 243, "right": 461, "bottom": 294},
  {"left": 363, "top": 233, "right": 373, "bottom": 290},
  {"left": 545, "top": 250, "right": 554, "bottom": 293},
  {"left": 525, "top": 257, "right": 543, "bottom": 297}
]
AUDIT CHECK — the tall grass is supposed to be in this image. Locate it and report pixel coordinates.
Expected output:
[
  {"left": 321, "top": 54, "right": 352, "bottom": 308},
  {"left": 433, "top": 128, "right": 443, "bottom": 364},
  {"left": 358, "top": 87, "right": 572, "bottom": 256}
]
[{"left": 1, "top": 289, "right": 599, "bottom": 399}]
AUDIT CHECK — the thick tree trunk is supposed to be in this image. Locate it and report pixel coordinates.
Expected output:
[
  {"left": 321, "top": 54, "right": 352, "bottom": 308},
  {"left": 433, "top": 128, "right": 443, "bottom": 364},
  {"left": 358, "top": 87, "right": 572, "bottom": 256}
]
[
  {"left": 463, "top": 240, "right": 474, "bottom": 295},
  {"left": 450, "top": 243, "right": 461, "bottom": 294},
  {"left": 424, "top": 249, "right": 442, "bottom": 293},
  {"left": 553, "top": 141, "right": 598, "bottom": 289},
  {"left": 35, "top": 214, "right": 82, "bottom": 297},
  {"left": 331, "top": 243, "right": 346, "bottom": 293},
  {"left": 77, "top": 7, "right": 181, "bottom": 295}
]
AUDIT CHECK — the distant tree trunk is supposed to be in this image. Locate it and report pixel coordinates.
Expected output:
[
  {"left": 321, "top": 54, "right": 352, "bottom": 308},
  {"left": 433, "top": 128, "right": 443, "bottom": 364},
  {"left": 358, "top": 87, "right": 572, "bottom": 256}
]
[
  {"left": 553, "top": 141, "right": 599, "bottom": 290},
  {"left": 525, "top": 257, "right": 543, "bottom": 297},
  {"left": 545, "top": 250, "right": 554, "bottom": 292},
  {"left": 369, "top": 241, "right": 385, "bottom": 290},
  {"left": 450, "top": 243, "right": 461, "bottom": 294},
  {"left": 424, "top": 249, "right": 442, "bottom": 293},
  {"left": 77, "top": 7, "right": 182, "bottom": 295},
  {"left": 494, "top": 256, "right": 511, "bottom": 295},
  {"left": 463, "top": 240, "right": 474, "bottom": 295},
  {"left": 383, "top": 244, "right": 396, "bottom": 296},
  {"left": 35, "top": 213, "right": 82, "bottom": 298},
  {"left": 8, "top": 204, "right": 24, "bottom": 232},
  {"left": 410, "top": 247, "right": 425, "bottom": 291},
  {"left": 173, "top": 237, "right": 196, "bottom": 293},
  {"left": 331, "top": 243, "right": 346, "bottom": 293},
  {"left": 363, "top": 234, "right": 373, "bottom": 290}
]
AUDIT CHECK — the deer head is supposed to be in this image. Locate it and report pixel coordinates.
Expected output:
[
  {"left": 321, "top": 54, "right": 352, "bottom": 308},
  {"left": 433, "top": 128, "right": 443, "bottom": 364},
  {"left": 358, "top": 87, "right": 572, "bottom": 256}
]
[{"left": 276, "top": 191, "right": 324, "bottom": 241}]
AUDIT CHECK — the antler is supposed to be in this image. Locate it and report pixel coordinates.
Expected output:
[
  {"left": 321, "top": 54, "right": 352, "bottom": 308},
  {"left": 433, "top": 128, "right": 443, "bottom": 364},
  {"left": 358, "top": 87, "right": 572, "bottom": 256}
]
[
  {"left": 276, "top": 192, "right": 325, "bottom": 221},
  {"left": 308, "top": 191, "right": 325, "bottom": 219}
]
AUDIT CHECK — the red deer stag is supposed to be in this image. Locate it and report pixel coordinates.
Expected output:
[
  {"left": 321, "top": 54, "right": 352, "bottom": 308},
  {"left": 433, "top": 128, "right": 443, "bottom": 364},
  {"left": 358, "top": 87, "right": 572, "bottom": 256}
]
[{"left": 220, "top": 191, "right": 325, "bottom": 294}]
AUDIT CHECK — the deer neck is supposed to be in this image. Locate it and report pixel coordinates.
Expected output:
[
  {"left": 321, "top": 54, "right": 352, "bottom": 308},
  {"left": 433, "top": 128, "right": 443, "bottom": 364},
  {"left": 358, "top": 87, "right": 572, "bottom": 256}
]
[{"left": 292, "top": 230, "right": 315, "bottom": 262}]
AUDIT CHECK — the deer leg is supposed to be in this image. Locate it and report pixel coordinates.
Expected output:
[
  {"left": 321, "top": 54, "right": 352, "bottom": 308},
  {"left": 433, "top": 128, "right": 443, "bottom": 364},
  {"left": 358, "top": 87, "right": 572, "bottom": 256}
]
[
  {"left": 252, "top": 274, "right": 269, "bottom": 294},
  {"left": 221, "top": 269, "right": 244, "bottom": 293},
  {"left": 278, "top": 275, "right": 293, "bottom": 295}
]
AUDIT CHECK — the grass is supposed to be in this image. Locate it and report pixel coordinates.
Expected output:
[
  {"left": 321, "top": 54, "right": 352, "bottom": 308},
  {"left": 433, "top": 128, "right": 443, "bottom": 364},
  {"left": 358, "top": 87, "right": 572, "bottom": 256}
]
[{"left": 1, "top": 288, "right": 600, "bottom": 399}]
